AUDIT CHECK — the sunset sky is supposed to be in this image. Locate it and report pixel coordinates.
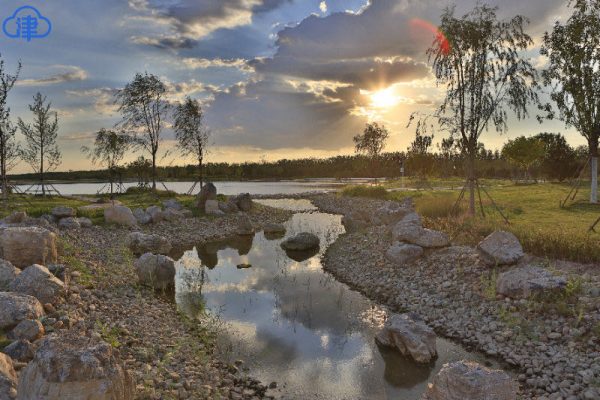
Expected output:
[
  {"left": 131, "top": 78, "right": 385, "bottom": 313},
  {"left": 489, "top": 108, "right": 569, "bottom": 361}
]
[{"left": 0, "top": 0, "right": 582, "bottom": 173}]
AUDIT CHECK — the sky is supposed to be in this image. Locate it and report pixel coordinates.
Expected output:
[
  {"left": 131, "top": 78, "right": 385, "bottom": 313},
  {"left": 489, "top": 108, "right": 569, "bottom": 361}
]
[{"left": 0, "top": 0, "right": 582, "bottom": 173}]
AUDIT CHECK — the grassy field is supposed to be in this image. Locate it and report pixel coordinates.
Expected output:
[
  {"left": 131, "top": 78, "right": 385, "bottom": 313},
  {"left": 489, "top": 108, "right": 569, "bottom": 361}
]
[{"left": 342, "top": 181, "right": 600, "bottom": 264}]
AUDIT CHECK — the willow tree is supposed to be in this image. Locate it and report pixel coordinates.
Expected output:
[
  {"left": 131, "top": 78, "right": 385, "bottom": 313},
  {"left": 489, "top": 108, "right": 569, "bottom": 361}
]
[
  {"left": 353, "top": 122, "right": 389, "bottom": 176},
  {"left": 540, "top": 0, "right": 600, "bottom": 203},
  {"left": 0, "top": 55, "right": 21, "bottom": 199},
  {"left": 426, "top": 4, "right": 538, "bottom": 215}
]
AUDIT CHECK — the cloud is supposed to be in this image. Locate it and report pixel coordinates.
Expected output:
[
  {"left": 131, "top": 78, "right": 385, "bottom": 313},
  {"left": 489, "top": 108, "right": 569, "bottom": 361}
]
[
  {"left": 130, "top": 35, "right": 197, "bottom": 50},
  {"left": 179, "top": 57, "right": 250, "bottom": 71},
  {"left": 59, "top": 131, "right": 96, "bottom": 141},
  {"left": 18, "top": 65, "right": 88, "bottom": 86},
  {"left": 65, "top": 87, "right": 118, "bottom": 115}
]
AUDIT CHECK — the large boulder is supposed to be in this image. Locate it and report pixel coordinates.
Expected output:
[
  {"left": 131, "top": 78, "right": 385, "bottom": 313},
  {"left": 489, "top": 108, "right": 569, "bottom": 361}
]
[
  {"left": 133, "top": 253, "right": 175, "bottom": 290},
  {"left": 3, "top": 340, "right": 35, "bottom": 363},
  {"left": 233, "top": 193, "right": 253, "bottom": 212},
  {"left": 219, "top": 200, "right": 239, "bottom": 214},
  {"left": 376, "top": 313, "right": 437, "bottom": 364},
  {"left": 162, "top": 208, "right": 184, "bottom": 222},
  {"left": 9, "top": 265, "right": 65, "bottom": 305},
  {"left": 205, "top": 200, "right": 224, "bottom": 215},
  {"left": 477, "top": 231, "right": 524, "bottom": 266},
  {"left": 0, "top": 292, "right": 44, "bottom": 330},
  {"left": 393, "top": 213, "right": 450, "bottom": 248},
  {"left": 162, "top": 199, "right": 183, "bottom": 211},
  {"left": 77, "top": 218, "right": 93, "bottom": 228},
  {"left": 263, "top": 223, "right": 286, "bottom": 234},
  {"left": 17, "top": 333, "right": 135, "bottom": 400},
  {"left": 0, "top": 353, "right": 17, "bottom": 400},
  {"left": 8, "top": 319, "right": 44, "bottom": 342},
  {"left": 146, "top": 206, "right": 164, "bottom": 224},
  {"left": 58, "top": 217, "right": 80, "bottom": 230},
  {"left": 0, "top": 259, "right": 19, "bottom": 290},
  {"left": 126, "top": 232, "right": 172, "bottom": 256},
  {"left": 496, "top": 265, "right": 567, "bottom": 299},
  {"left": 385, "top": 242, "right": 424, "bottom": 265},
  {"left": 413, "top": 229, "right": 450, "bottom": 248},
  {"left": 51, "top": 206, "right": 76, "bottom": 219},
  {"left": 132, "top": 208, "right": 152, "bottom": 225},
  {"left": 196, "top": 183, "right": 217, "bottom": 210},
  {"left": 236, "top": 216, "right": 255, "bottom": 236},
  {"left": 372, "top": 201, "right": 411, "bottom": 225},
  {"left": 421, "top": 361, "right": 518, "bottom": 400},
  {"left": 0, "top": 227, "right": 58, "bottom": 268},
  {"left": 281, "top": 232, "right": 320, "bottom": 251},
  {"left": 2, "top": 212, "right": 27, "bottom": 225},
  {"left": 104, "top": 206, "right": 137, "bottom": 227}
]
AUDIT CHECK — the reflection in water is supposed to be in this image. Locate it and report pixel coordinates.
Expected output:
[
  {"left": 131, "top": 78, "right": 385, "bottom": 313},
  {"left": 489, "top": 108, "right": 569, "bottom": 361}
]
[{"left": 175, "top": 199, "right": 496, "bottom": 400}]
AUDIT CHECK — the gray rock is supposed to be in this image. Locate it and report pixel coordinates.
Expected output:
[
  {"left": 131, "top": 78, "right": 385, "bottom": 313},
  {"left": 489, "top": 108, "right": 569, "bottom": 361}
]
[
  {"left": 146, "top": 206, "right": 163, "bottom": 223},
  {"left": 263, "top": 223, "right": 286, "bottom": 234},
  {"left": 133, "top": 253, "right": 175, "bottom": 290},
  {"left": 0, "top": 227, "right": 58, "bottom": 268},
  {"left": 342, "top": 213, "right": 369, "bottom": 232},
  {"left": 412, "top": 229, "right": 450, "bottom": 248},
  {"left": 281, "top": 232, "right": 320, "bottom": 251},
  {"left": 8, "top": 319, "right": 44, "bottom": 342},
  {"left": 496, "top": 265, "right": 567, "bottom": 299},
  {"left": 205, "top": 200, "right": 223, "bottom": 215},
  {"left": 163, "top": 199, "right": 183, "bottom": 211},
  {"left": 385, "top": 242, "right": 424, "bottom": 264},
  {"left": 421, "top": 361, "right": 518, "bottom": 400},
  {"left": 133, "top": 208, "right": 152, "bottom": 225},
  {"left": 17, "top": 333, "right": 135, "bottom": 400},
  {"left": 372, "top": 201, "right": 411, "bottom": 225},
  {"left": 76, "top": 218, "right": 93, "bottom": 228},
  {"left": 219, "top": 200, "right": 239, "bottom": 214},
  {"left": 127, "top": 232, "right": 172, "bottom": 256},
  {"left": 51, "top": 206, "right": 76, "bottom": 219},
  {"left": 477, "top": 231, "right": 524, "bottom": 266},
  {"left": 376, "top": 313, "right": 437, "bottom": 364},
  {"left": 196, "top": 183, "right": 217, "bottom": 210},
  {"left": 3, "top": 212, "right": 27, "bottom": 225},
  {"left": 162, "top": 208, "right": 184, "bottom": 222},
  {"left": 0, "top": 259, "right": 19, "bottom": 291},
  {"left": 2, "top": 340, "right": 34, "bottom": 363},
  {"left": 9, "top": 265, "right": 65, "bottom": 305},
  {"left": 0, "top": 292, "right": 44, "bottom": 330},
  {"left": 0, "top": 352, "right": 17, "bottom": 399},
  {"left": 232, "top": 193, "right": 253, "bottom": 212},
  {"left": 104, "top": 205, "right": 137, "bottom": 227},
  {"left": 58, "top": 217, "right": 80, "bottom": 230},
  {"left": 236, "top": 216, "right": 255, "bottom": 236},
  {"left": 392, "top": 213, "right": 449, "bottom": 248}
]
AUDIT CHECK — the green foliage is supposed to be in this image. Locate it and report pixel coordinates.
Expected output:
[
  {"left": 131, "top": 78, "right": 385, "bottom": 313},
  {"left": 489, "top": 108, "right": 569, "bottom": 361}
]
[
  {"left": 480, "top": 269, "right": 498, "bottom": 300},
  {"left": 502, "top": 136, "right": 546, "bottom": 180},
  {"left": 94, "top": 320, "right": 122, "bottom": 348}
]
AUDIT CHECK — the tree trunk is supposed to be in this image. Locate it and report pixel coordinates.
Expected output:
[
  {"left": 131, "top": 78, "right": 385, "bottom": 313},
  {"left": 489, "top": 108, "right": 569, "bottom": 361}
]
[
  {"left": 40, "top": 145, "right": 45, "bottom": 197},
  {"left": 467, "top": 153, "right": 476, "bottom": 216},
  {"left": 151, "top": 152, "right": 157, "bottom": 191},
  {"left": 591, "top": 138, "right": 598, "bottom": 204},
  {"left": 198, "top": 156, "right": 204, "bottom": 189}
]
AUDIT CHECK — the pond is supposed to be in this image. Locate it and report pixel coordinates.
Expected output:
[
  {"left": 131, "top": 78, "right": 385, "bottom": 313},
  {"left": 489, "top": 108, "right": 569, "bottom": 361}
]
[{"left": 174, "top": 199, "right": 496, "bottom": 400}]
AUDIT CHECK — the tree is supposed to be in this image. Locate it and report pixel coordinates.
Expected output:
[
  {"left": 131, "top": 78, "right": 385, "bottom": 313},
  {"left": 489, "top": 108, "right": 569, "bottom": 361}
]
[
  {"left": 501, "top": 136, "right": 545, "bottom": 182},
  {"left": 540, "top": 0, "right": 600, "bottom": 203},
  {"left": 424, "top": 4, "right": 538, "bottom": 215},
  {"left": 127, "top": 156, "right": 152, "bottom": 188},
  {"left": 0, "top": 54, "right": 21, "bottom": 199},
  {"left": 353, "top": 122, "right": 389, "bottom": 158},
  {"left": 18, "top": 93, "right": 61, "bottom": 196},
  {"left": 81, "top": 129, "right": 132, "bottom": 196},
  {"left": 407, "top": 131, "right": 435, "bottom": 179},
  {"left": 533, "top": 132, "right": 577, "bottom": 181},
  {"left": 173, "top": 97, "right": 210, "bottom": 189},
  {"left": 115, "top": 72, "right": 169, "bottom": 190}
]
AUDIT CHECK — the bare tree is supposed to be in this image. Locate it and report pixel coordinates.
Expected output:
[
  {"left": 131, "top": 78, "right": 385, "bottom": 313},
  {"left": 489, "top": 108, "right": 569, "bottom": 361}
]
[
  {"left": 18, "top": 93, "right": 61, "bottom": 196},
  {"left": 115, "top": 72, "right": 169, "bottom": 190},
  {"left": 0, "top": 54, "right": 21, "bottom": 199},
  {"left": 173, "top": 97, "right": 210, "bottom": 189},
  {"left": 540, "top": 0, "right": 600, "bottom": 203}
]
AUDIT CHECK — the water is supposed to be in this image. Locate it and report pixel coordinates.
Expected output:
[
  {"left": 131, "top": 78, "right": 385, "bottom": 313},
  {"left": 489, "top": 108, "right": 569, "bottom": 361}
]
[{"left": 174, "top": 199, "right": 497, "bottom": 400}]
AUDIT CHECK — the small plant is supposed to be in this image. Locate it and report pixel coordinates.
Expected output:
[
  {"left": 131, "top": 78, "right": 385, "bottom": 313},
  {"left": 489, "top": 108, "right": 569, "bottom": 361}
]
[
  {"left": 95, "top": 320, "right": 122, "bottom": 348},
  {"left": 480, "top": 269, "right": 498, "bottom": 300}
]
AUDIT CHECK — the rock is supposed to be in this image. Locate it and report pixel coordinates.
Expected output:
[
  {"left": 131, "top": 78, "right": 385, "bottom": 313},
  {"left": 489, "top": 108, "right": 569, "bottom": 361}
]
[
  {"left": 58, "top": 217, "right": 80, "bottom": 230},
  {"left": 2, "top": 340, "right": 34, "bottom": 363},
  {"left": 146, "top": 206, "right": 163, "bottom": 223},
  {"left": 77, "top": 218, "right": 93, "bottom": 228},
  {"left": 104, "top": 206, "right": 137, "bottom": 227},
  {"left": 3, "top": 212, "right": 27, "bottom": 225},
  {"left": 477, "top": 231, "right": 524, "bottom": 266},
  {"left": 281, "top": 232, "right": 320, "bottom": 251},
  {"left": 46, "top": 264, "right": 65, "bottom": 281},
  {"left": 392, "top": 213, "right": 449, "bottom": 248},
  {"left": 126, "top": 232, "right": 172, "bottom": 256},
  {"left": 51, "top": 206, "right": 76, "bottom": 219},
  {"left": 236, "top": 216, "right": 255, "bottom": 236},
  {"left": 9, "top": 265, "right": 65, "bottom": 305},
  {"left": 0, "top": 259, "right": 19, "bottom": 291},
  {"left": 412, "top": 229, "right": 450, "bottom": 248},
  {"left": 8, "top": 319, "right": 44, "bottom": 342},
  {"left": 263, "top": 223, "right": 286, "bottom": 234},
  {"left": 163, "top": 199, "right": 183, "bottom": 211},
  {"left": 205, "top": 200, "right": 223, "bottom": 215},
  {"left": 496, "top": 265, "right": 567, "bottom": 299},
  {"left": 17, "top": 333, "right": 135, "bottom": 400},
  {"left": 39, "top": 214, "right": 57, "bottom": 226},
  {"left": 0, "top": 292, "right": 44, "bottom": 330},
  {"left": 342, "top": 213, "right": 369, "bottom": 232},
  {"left": 133, "top": 253, "right": 175, "bottom": 290},
  {"left": 219, "top": 201, "right": 239, "bottom": 214},
  {"left": 385, "top": 242, "right": 424, "bottom": 264},
  {"left": 132, "top": 208, "right": 152, "bottom": 225},
  {"left": 421, "top": 361, "right": 518, "bottom": 400},
  {"left": 376, "top": 313, "right": 437, "bottom": 364},
  {"left": 0, "top": 352, "right": 17, "bottom": 399},
  {"left": 372, "top": 201, "right": 411, "bottom": 225},
  {"left": 0, "top": 227, "right": 58, "bottom": 268},
  {"left": 162, "top": 208, "right": 184, "bottom": 222},
  {"left": 233, "top": 193, "right": 253, "bottom": 212},
  {"left": 196, "top": 183, "right": 217, "bottom": 210}
]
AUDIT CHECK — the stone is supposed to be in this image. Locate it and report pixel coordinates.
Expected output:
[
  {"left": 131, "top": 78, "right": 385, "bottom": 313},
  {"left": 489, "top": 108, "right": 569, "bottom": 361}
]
[
  {"left": 3, "top": 212, "right": 27, "bottom": 225},
  {"left": 412, "top": 229, "right": 450, "bottom": 248},
  {"left": 146, "top": 206, "right": 163, "bottom": 223},
  {"left": 162, "top": 208, "right": 184, "bottom": 222},
  {"left": 163, "top": 199, "right": 183, "bottom": 211},
  {"left": 341, "top": 214, "right": 369, "bottom": 232},
  {"left": 104, "top": 205, "right": 137, "bottom": 227},
  {"left": 205, "top": 200, "right": 223, "bottom": 215},
  {"left": 132, "top": 209, "right": 152, "bottom": 225},
  {"left": 496, "top": 265, "right": 567, "bottom": 299},
  {"left": 2, "top": 340, "right": 34, "bottom": 363},
  {"left": 127, "top": 232, "right": 172, "bottom": 256},
  {"left": 196, "top": 183, "right": 217, "bottom": 210},
  {"left": 263, "top": 223, "right": 286, "bottom": 234},
  {"left": 133, "top": 253, "right": 175, "bottom": 290},
  {"left": 0, "top": 259, "right": 19, "bottom": 291},
  {"left": 0, "top": 292, "right": 44, "bottom": 330},
  {"left": 0, "top": 352, "right": 17, "bottom": 400},
  {"left": 236, "top": 216, "right": 255, "bottom": 236},
  {"left": 9, "top": 265, "right": 65, "bottom": 305},
  {"left": 77, "top": 218, "right": 93, "bottom": 228},
  {"left": 17, "top": 333, "right": 135, "bottom": 400},
  {"left": 385, "top": 242, "right": 424, "bottom": 265},
  {"left": 372, "top": 201, "right": 411, "bottom": 225},
  {"left": 8, "top": 319, "right": 44, "bottom": 342},
  {"left": 392, "top": 213, "right": 449, "bottom": 248},
  {"left": 421, "top": 361, "right": 518, "bottom": 400},
  {"left": 376, "top": 313, "right": 437, "bottom": 364},
  {"left": 0, "top": 227, "right": 58, "bottom": 268},
  {"left": 234, "top": 193, "right": 253, "bottom": 212},
  {"left": 477, "top": 231, "right": 524, "bottom": 266},
  {"left": 51, "top": 206, "right": 76, "bottom": 219},
  {"left": 281, "top": 232, "right": 320, "bottom": 251},
  {"left": 58, "top": 217, "right": 80, "bottom": 230},
  {"left": 219, "top": 201, "right": 239, "bottom": 214}
]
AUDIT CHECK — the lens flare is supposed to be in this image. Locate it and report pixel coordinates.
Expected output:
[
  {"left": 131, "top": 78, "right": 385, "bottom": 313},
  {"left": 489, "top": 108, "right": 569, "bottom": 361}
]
[{"left": 410, "top": 18, "right": 450, "bottom": 55}]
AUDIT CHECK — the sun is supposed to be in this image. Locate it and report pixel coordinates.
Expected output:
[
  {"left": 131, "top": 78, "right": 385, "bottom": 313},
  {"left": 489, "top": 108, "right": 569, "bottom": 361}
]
[{"left": 370, "top": 87, "right": 400, "bottom": 109}]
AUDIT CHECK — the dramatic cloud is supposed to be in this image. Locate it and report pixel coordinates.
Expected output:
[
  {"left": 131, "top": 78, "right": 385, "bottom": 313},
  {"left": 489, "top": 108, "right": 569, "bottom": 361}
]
[{"left": 18, "top": 66, "right": 88, "bottom": 86}]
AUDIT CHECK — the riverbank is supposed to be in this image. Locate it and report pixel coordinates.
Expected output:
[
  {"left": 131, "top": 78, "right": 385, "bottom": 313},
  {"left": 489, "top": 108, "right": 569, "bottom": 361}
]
[{"left": 311, "top": 193, "right": 600, "bottom": 400}]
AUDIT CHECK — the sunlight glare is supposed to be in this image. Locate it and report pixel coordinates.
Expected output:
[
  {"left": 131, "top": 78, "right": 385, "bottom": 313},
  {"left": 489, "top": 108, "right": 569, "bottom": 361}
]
[{"left": 370, "top": 87, "right": 400, "bottom": 109}]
